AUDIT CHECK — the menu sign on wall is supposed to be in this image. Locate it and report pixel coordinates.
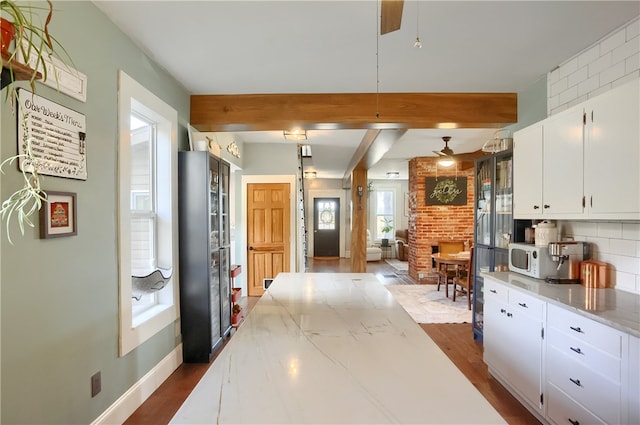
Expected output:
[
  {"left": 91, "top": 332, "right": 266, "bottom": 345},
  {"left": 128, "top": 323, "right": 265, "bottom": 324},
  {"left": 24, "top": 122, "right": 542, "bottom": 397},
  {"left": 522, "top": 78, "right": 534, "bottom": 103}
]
[{"left": 17, "top": 89, "right": 87, "bottom": 180}]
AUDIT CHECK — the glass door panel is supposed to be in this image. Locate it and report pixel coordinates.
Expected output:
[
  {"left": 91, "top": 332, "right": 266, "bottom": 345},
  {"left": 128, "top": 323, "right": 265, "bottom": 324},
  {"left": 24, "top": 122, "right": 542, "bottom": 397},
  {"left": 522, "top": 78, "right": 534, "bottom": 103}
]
[
  {"left": 221, "top": 162, "right": 230, "bottom": 246},
  {"left": 476, "top": 160, "right": 493, "bottom": 246},
  {"left": 494, "top": 155, "right": 513, "bottom": 248},
  {"left": 209, "top": 157, "right": 220, "bottom": 248}
]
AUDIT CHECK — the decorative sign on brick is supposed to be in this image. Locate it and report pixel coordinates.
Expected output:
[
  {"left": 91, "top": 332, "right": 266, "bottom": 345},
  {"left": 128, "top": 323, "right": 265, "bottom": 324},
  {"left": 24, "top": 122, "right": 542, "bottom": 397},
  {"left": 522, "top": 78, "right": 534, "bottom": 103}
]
[{"left": 425, "top": 177, "right": 467, "bottom": 206}]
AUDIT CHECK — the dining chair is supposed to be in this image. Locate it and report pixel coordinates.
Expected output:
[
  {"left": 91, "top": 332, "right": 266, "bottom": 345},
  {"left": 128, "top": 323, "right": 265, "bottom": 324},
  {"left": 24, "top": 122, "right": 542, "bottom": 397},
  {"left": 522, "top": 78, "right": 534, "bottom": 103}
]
[
  {"left": 452, "top": 247, "right": 474, "bottom": 310},
  {"left": 436, "top": 240, "right": 465, "bottom": 297}
]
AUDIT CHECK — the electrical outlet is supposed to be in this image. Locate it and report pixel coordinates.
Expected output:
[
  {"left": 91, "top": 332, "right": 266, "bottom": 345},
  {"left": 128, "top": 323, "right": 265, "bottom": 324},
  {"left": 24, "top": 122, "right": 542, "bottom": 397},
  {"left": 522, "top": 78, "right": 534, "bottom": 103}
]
[
  {"left": 418, "top": 272, "right": 425, "bottom": 279},
  {"left": 91, "top": 372, "right": 101, "bottom": 397}
]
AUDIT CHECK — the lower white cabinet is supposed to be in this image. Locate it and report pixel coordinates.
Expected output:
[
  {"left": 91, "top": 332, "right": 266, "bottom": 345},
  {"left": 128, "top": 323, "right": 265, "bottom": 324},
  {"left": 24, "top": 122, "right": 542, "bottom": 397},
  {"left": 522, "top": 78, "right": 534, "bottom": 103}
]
[
  {"left": 484, "top": 279, "right": 545, "bottom": 415},
  {"left": 483, "top": 276, "right": 639, "bottom": 425},
  {"left": 546, "top": 304, "right": 623, "bottom": 424}
]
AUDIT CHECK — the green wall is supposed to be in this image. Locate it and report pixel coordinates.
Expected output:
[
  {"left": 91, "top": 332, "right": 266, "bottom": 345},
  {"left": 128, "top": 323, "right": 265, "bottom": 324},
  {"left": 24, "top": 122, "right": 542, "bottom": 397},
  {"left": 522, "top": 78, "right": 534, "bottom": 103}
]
[{"left": 0, "top": 2, "right": 190, "bottom": 423}]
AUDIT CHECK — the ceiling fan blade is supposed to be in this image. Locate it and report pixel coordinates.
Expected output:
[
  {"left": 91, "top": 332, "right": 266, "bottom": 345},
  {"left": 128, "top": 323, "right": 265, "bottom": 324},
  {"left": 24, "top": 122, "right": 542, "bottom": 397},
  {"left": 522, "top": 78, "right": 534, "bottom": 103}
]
[
  {"left": 454, "top": 149, "right": 492, "bottom": 162},
  {"left": 433, "top": 150, "right": 448, "bottom": 157},
  {"left": 380, "top": 0, "right": 404, "bottom": 35}
]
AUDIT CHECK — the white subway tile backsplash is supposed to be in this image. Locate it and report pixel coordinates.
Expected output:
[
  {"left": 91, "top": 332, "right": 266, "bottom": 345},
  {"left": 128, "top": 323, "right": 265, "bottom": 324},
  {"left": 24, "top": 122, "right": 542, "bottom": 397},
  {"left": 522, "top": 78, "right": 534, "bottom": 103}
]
[
  {"left": 577, "top": 75, "right": 600, "bottom": 97},
  {"left": 622, "top": 223, "right": 640, "bottom": 240},
  {"left": 568, "top": 66, "right": 588, "bottom": 87},
  {"left": 558, "top": 57, "right": 579, "bottom": 78},
  {"left": 578, "top": 45, "right": 600, "bottom": 68},
  {"left": 600, "top": 61, "right": 626, "bottom": 85},
  {"left": 628, "top": 18, "right": 640, "bottom": 40},
  {"left": 588, "top": 52, "right": 613, "bottom": 76},
  {"left": 626, "top": 52, "right": 640, "bottom": 74},
  {"left": 610, "top": 238, "right": 638, "bottom": 256},
  {"left": 614, "top": 271, "right": 637, "bottom": 293},
  {"left": 558, "top": 85, "right": 578, "bottom": 104},
  {"left": 600, "top": 28, "right": 627, "bottom": 54},
  {"left": 546, "top": 19, "right": 640, "bottom": 294},
  {"left": 612, "top": 39, "right": 640, "bottom": 64},
  {"left": 550, "top": 77, "right": 568, "bottom": 96},
  {"left": 597, "top": 222, "right": 623, "bottom": 238}
]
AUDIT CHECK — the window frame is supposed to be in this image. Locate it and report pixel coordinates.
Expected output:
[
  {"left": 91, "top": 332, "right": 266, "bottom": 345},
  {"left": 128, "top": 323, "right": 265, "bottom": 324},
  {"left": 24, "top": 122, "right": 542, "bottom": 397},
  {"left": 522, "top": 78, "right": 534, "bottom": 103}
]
[{"left": 117, "top": 70, "right": 179, "bottom": 356}]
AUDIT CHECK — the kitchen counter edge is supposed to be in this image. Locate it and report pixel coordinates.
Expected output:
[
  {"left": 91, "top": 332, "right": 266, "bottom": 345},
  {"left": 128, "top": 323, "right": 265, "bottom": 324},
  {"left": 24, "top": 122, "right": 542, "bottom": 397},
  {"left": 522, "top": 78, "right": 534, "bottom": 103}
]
[{"left": 481, "top": 271, "right": 640, "bottom": 338}]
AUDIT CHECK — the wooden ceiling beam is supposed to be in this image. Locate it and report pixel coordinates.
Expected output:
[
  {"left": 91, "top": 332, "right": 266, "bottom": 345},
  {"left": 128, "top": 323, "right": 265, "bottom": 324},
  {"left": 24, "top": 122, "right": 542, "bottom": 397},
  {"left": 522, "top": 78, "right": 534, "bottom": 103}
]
[{"left": 190, "top": 92, "right": 517, "bottom": 132}]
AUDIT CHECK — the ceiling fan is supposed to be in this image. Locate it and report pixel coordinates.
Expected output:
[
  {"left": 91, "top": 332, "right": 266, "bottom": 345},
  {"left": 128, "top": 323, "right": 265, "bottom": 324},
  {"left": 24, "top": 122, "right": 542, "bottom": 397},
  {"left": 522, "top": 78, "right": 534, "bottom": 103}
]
[
  {"left": 380, "top": 0, "right": 404, "bottom": 35},
  {"left": 433, "top": 136, "right": 490, "bottom": 168}
]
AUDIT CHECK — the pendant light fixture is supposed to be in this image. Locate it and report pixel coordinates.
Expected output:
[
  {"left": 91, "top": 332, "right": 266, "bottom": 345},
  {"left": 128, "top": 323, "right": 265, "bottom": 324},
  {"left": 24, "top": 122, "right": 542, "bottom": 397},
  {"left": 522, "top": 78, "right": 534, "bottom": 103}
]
[{"left": 414, "top": 1, "right": 422, "bottom": 49}]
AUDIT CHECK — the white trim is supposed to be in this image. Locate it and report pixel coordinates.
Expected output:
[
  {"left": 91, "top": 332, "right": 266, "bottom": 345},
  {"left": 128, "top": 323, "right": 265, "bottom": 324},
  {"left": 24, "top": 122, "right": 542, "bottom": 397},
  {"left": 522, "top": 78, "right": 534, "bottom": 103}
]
[
  {"left": 117, "top": 70, "right": 180, "bottom": 356},
  {"left": 90, "top": 344, "right": 183, "bottom": 425},
  {"left": 240, "top": 175, "right": 298, "bottom": 295}
]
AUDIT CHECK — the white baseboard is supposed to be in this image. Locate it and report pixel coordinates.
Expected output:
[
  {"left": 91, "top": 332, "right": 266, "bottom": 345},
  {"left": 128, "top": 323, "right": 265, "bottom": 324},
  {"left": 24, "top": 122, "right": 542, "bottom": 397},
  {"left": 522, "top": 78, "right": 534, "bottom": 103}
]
[{"left": 91, "top": 344, "right": 183, "bottom": 425}]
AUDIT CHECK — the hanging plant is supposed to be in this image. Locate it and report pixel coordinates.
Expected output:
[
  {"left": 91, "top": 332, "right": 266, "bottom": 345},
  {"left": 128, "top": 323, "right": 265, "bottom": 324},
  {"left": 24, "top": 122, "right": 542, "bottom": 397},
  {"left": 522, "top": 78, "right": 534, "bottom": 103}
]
[{"left": 0, "top": 0, "right": 74, "bottom": 243}]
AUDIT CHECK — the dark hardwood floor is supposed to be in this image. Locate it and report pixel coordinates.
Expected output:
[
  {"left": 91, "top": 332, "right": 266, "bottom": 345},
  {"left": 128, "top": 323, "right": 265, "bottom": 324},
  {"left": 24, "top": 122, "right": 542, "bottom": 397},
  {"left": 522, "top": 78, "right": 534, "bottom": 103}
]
[{"left": 124, "top": 258, "right": 539, "bottom": 425}]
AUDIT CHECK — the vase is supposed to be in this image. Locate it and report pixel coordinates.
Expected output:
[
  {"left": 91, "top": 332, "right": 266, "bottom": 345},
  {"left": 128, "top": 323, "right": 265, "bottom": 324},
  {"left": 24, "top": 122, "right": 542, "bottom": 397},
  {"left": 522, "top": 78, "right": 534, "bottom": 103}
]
[{"left": 0, "top": 18, "right": 15, "bottom": 55}]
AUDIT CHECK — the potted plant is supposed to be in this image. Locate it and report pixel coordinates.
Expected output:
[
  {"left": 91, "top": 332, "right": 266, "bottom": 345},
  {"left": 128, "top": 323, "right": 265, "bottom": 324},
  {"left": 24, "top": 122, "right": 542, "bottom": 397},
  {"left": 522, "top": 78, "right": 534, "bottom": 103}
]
[
  {"left": 380, "top": 217, "right": 393, "bottom": 247},
  {"left": 0, "top": 0, "right": 73, "bottom": 243},
  {"left": 232, "top": 303, "right": 243, "bottom": 326}
]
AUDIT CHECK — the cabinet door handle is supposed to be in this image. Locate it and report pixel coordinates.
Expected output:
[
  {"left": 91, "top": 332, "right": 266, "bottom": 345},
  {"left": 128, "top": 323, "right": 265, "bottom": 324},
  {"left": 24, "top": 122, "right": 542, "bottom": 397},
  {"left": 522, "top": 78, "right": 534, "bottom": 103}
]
[
  {"left": 568, "top": 419, "right": 580, "bottom": 425},
  {"left": 569, "top": 326, "right": 583, "bottom": 333},
  {"left": 569, "top": 378, "right": 582, "bottom": 387},
  {"left": 570, "top": 346, "right": 583, "bottom": 355},
  {"left": 533, "top": 205, "right": 540, "bottom": 210},
  {"left": 518, "top": 302, "right": 528, "bottom": 308},
  {"left": 543, "top": 204, "right": 550, "bottom": 209},
  {"left": 507, "top": 312, "right": 513, "bottom": 318},
  {"left": 500, "top": 308, "right": 506, "bottom": 314},
  {"left": 489, "top": 289, "right": 497, "bottom": 294}
]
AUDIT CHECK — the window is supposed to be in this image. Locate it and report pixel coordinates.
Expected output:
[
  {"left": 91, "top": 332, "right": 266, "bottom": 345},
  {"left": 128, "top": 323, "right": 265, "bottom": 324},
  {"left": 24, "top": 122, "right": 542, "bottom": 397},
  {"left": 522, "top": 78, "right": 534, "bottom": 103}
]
[
  {"left": 117, "top": 71, "right": 179, "bottom": 356},
  {"left": 374, "top": 189, "right": 395, "bottom": 240}
]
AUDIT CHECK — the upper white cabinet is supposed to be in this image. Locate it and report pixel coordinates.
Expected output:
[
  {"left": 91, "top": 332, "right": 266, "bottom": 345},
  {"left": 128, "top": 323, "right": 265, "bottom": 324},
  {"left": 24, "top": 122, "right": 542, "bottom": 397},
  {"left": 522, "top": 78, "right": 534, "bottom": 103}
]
[
  {"left": 514, "top": 78, "right": 640, "bottom": 220},
  {"left": 584, "top": 78, "right": 640, "bottom": 219}
]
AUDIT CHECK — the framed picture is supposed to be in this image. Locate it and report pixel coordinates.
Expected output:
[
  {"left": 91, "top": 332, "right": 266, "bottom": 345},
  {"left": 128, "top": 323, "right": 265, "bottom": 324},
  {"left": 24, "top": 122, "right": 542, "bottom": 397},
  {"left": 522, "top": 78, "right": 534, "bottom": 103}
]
[
  {"left": 425, "top": 177, "right": 467, "bottom": 206},
  {"left": 40, "top": 191, "right": 77, "bottom": 238}
]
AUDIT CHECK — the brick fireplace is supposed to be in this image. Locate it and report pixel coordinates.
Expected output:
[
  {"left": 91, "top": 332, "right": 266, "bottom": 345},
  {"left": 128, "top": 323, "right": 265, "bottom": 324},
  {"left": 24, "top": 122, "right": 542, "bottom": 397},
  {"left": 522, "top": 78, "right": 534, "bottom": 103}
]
[{"left": 407, "top": 157, "right": 475, "bottom": 281}]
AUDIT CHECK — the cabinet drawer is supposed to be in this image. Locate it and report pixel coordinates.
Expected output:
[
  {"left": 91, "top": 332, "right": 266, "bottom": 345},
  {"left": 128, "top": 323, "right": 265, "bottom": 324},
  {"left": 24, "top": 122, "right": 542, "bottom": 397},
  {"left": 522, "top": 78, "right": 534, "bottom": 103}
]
[
  {"left": 547, "top": 383, "right": 607, "bottom": 425},
  {"left": 485, "top": 279, "right": 508, "bottom": 304},
  {"left": 547, "top": 346, "right": 621, "bottom": 424},
  {"left": 548, "top": 304, "right": 623, "bottom": 358},
  {"left": 508, "top": 289, "right": 544, "bottom": 319},
  {"left": 547, "top": 326, "right": 621, "bottom": 381}
]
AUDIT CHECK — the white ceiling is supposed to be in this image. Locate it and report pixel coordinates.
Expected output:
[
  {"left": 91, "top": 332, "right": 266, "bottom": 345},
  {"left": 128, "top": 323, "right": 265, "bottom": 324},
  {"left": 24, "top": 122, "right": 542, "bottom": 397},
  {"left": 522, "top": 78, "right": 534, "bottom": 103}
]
[{"left": 93, "top": 1, "right": 639, "bottom": 179}]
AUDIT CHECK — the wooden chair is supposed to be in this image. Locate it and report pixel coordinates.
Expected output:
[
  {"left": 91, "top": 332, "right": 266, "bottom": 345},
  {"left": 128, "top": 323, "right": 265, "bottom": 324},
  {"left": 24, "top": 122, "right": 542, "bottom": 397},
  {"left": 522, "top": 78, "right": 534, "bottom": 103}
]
[
  {"left": 453, "top": 247, "right": 474, "bottom": 310},
  {"left": 436, "top": 240, "right": 465, "bottom": 297}
]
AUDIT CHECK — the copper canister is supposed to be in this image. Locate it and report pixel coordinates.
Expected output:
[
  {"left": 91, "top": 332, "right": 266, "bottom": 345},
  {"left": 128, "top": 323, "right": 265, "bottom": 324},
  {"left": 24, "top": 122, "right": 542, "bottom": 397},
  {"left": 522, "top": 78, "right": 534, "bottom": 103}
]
[{"left": 580, "top": 260, "right": 610, "bottom": 288}]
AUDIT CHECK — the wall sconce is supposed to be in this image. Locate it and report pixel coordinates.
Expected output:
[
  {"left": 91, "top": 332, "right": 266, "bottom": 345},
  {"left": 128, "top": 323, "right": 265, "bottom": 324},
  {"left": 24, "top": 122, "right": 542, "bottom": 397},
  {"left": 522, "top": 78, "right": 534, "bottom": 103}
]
[
  {"left": 283, "top": 129, "right": 307, "bottom": 140},
  {"left": 386, "top": 171, "right": 400, "bottom": 179},
  {"left": 357, "top": 186, "right": 364, "bottom": 198},
  {"left": 300, "top": 144, "right": 312, "bottom": 157},
  {"left": 304, "top": 171, "right": 317, "bottom": 179}
]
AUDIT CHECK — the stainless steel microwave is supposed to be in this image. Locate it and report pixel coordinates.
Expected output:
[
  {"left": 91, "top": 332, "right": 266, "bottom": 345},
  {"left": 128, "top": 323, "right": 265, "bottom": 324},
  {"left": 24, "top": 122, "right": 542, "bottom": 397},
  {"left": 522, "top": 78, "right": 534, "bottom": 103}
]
[{"left": 508, "top": 243, "right": 557, "bottom": 279}]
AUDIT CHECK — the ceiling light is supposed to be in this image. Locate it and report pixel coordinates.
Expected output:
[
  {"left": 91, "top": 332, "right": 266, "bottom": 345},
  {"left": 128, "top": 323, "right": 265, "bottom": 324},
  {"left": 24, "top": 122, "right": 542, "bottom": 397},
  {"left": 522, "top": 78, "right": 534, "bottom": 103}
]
[
  {"left": 386, "top": 171, "right": 400, "bottom": 179},
  {"left": 304, "top": 171, "right": 317, "bottom": 179},
  {"left": 438, "top": 158, "right": 456, "bottom": 167},
  {"left": 283, "top": 129, "right": 307, "bottom": 140}
]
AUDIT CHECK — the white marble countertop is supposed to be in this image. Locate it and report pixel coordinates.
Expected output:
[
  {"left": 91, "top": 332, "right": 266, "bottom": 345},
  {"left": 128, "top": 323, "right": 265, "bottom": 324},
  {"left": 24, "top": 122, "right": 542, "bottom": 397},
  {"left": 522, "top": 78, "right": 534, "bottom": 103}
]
[
  {"left": 171, "top": 273, "right": 505, "bottom": 424},
  {"left": 481, "top": 271, "right": 640, "bottom": 338}
]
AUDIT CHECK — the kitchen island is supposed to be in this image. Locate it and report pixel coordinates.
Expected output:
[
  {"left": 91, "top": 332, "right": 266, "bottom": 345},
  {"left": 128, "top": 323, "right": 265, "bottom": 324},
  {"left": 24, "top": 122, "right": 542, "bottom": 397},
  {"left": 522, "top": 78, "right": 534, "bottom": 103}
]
[{"left": 170, "top": 273, "right": 505, "bottom": 424}]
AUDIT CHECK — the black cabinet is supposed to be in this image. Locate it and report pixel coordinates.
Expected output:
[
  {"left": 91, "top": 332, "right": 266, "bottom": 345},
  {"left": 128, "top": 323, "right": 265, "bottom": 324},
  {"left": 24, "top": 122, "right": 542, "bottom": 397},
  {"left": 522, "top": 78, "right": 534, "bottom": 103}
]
[
  {"left": 178, "top": 151, "right": 231, "bottom": 363},
  {"left": 472, "top": 151, "right": 519, "bottom": 341}
]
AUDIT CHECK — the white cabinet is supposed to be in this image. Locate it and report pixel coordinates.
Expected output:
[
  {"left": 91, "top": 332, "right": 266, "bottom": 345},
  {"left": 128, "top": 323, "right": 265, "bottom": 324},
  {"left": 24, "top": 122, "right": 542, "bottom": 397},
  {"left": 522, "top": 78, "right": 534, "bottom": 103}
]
[
  {"left": 513, "top": 78, "right": 640, "bottom": 220},
  {"left": 484, "top": 278, "right": 545, "bottom": 415},
  {"left": 546, "top": 304, "right": 624, "bottom": 424},
  {"left": 626, "top": 335, "right": 640, "bottom": 425},
  {"left": 584, "top": 78, "right": 640, "bottom": 219}
]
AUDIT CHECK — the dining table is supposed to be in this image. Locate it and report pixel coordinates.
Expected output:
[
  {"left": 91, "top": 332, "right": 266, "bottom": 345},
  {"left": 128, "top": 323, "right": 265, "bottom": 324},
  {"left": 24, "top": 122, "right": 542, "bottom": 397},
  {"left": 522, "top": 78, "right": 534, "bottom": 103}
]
[{"left": 431, "top": 252, "right": 471, "bottom": 297}]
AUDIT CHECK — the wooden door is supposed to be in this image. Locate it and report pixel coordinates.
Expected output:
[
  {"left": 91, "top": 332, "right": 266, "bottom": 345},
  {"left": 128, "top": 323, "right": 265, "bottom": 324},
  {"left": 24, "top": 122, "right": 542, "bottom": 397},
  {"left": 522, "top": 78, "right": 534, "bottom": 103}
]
[
  {"left": 313, "top": 197, "right": 340, "bottom": 258},
  {"left": 247, "top": 183, "right": 290, "bottom": 296}
]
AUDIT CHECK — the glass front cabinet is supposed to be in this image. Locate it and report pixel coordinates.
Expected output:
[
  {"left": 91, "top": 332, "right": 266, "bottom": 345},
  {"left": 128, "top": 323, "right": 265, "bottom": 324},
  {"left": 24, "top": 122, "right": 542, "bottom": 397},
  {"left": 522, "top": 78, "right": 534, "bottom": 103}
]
[
  {"left": 178, "top": 151, "right": 232, "bottom": 362},
  {"left": 473, "top": 150, "right": 514, "bottom": 341}
]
